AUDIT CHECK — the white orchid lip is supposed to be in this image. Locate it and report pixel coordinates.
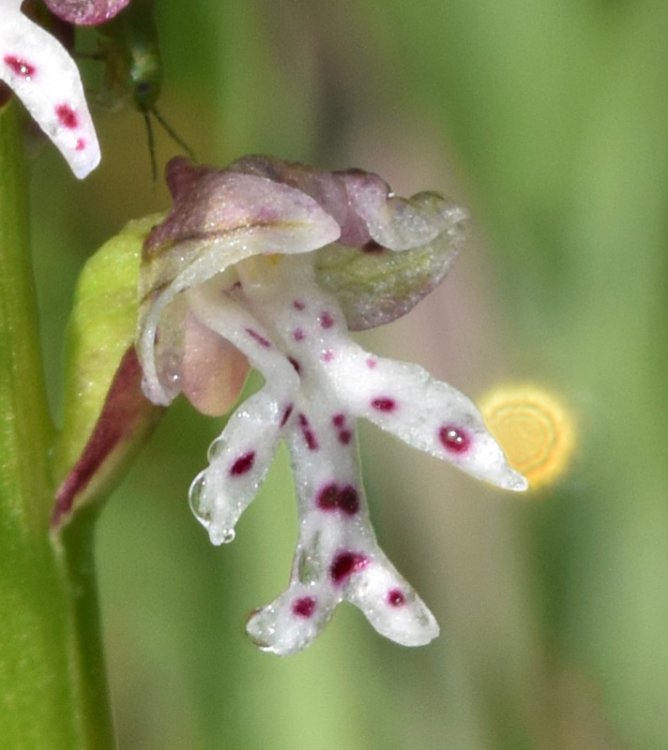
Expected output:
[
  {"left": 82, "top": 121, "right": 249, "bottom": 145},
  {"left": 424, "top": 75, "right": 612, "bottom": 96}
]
[
  {"left": 0, "top": 0, "right": 100, "bottom": 178},
  {"left": 136, "top": 156, "right": 528, "bottom": 655}
]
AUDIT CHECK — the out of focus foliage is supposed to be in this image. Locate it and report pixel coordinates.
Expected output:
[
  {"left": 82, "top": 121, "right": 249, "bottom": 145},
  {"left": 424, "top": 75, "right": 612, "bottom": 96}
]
[{"left": 31, "top": 0, "right": 668, "bottom": 748}]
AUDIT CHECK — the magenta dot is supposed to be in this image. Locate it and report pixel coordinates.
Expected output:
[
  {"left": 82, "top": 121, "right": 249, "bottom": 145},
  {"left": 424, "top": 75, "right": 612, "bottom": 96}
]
[
  {"left": 319, "top": 311, "right": 334, "bottom": 329},
  {"left": 75, "top": 138, "right": 86, "bottom": 151},
  {"left": 387, "top": 589, "right": 406, "bottom": 607},
  {"left": 338, "top": 429, "right": 352, "bottom": 445},
  {"left": 292, "top": 300, "right": 305, "bottom": 311},
  {"left": 332, "top": 414, "right": 345, "bottom": 428},
  {"left": 280, "top": 404, "right": 294, "bottom": 427},
  {"left": 330, "top": 551, "right": 368, "bottom": 585},
  {"left": 292, "top": 328, "right": 305, "bottom": 342},
  {"left": 229, "top": 451, "right": 255, "bottom": 476},
  {"left": 321, "top": 350, "right": 335, "bottom": 362},
  {"left": 366, "top": 358, "right": 377, "bottom": 369},
  {"left": 371, "top": 397, "right": 396, "bottom": 412},
  {"left": 298, "top": 413, "right": 319, "bottom": 451},
  {"left": 4, "top": 55, "right": 35, "bottom": 78},
  {"left": 439, "top": 424, "right": 471, "bottom": 454},
  {"left": 245, "top": 328, "right": 271, "bottom": 348},
  {"left": 292, "top": 596, "right": 316, "bottom": 618},
  {"left": 317, "top": 483, "right": 359, "bottom": 515},
  {"left": 55, "top": 104, "right": 78, "bottom": 129}
]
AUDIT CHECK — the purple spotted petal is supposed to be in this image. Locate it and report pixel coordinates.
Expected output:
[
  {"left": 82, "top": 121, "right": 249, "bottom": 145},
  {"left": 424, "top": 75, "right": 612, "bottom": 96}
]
[
  {"left": 325, "top": 350, "right": 527, "bottom": 491},
  {"left": 185, "top": 283, "right": 300, "bottom": 544},
  {"left": 0, "top": 0, "right": 100, "bottom": 177},
  {"left": 42, "top": 0, "right": 131, "bottom": 25}
]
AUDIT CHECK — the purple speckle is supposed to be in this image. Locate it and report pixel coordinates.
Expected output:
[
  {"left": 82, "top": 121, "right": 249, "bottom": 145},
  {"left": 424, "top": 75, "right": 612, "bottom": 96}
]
[
  {"left": 321, "top": 350, "right": 335, "bottom": 362},
  {"left": 4, "top": 55, "right": 35, "bottom": 78},
  {"left": 55, "top": 104, "right": 78, "bottom": 129},
  {"left": 317, "top": 483, "right": 360, "bottom": 515},
  {"left": 319, "top": 311, "right": 335, "bottom": 329},
  {"left": 292, "top": 300, "right": 305, "bottom": 311},
  {"left": 292, "top": 597, "right": 317, "bottom": 618},
  {"left": 280, "top": 404, "right": 294, "bottom": 427},
  {"left": 75, "top": 138, "right": 86, "bottom": 151},
  {"left": 230, "top": 451, "right": 255, "bottom": 476},
  {"left": 366, "top": 357, "right": 377, "bottom": 369},
  {"left": 298, "top": 413, "right": 319, "bottom": 450},
  {"left": 245, "top": 328, "right": 271, "bottom": 348},
  {"left": 439, "top": 424, "right": 471, "bottom": 454},
  {"left": 292, "top": 328, "right": 305, "bottom": 342},
  {"left": 332, "top": 414, "right": 353, "bottom": 445},
  {"left": 371, "top": 397, "right": 396, "bottom": 412},
  {"left": 387, "top": 589, "right": 406, "bottom": 607},
  {"left": 330, "top": 551, "right": 369, "bottom": 585}
]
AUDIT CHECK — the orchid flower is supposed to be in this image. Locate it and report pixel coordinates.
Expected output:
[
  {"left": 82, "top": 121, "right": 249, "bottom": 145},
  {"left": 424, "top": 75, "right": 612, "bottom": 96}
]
[
  {"left": 137, "top": 156, "right": 528, "bottom": 655},
  {"left": 0, "top": 0, "right": 100, "bottom": 177}
]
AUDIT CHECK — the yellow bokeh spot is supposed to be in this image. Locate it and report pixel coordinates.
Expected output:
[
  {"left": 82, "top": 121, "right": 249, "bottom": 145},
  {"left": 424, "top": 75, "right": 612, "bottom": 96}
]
[{"left": 479, "top": 385, "right": 576, "bottom": 491}]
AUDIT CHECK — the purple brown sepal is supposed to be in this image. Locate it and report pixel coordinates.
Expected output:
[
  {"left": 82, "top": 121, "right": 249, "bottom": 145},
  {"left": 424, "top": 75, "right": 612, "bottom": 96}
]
[
  {"left": 42, "top": 0, "right": 131, "bottom": 26},
  {"left": 51, "top": 346, "right": 163, "bottom": 529}
]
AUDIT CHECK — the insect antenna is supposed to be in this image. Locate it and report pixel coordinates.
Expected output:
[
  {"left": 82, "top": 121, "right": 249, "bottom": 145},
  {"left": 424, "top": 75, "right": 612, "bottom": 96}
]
[
  {"left": 151, "top": 106, "right": 196, "bottom": 161},
  {"left": 142, "top": 110, "right": 158, "bottom": 181}
]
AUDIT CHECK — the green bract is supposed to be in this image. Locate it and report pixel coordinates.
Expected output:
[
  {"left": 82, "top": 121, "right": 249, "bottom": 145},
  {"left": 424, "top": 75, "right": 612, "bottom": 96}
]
[{"left": 52, "top": 214, "right": 164, "bottom": 528}]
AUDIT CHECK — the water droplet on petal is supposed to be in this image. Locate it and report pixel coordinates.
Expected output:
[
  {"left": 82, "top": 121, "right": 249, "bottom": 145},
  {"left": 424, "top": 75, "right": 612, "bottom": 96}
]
[
  {"left": 207, "top": 436, "right": 227, "bottom": 462},
  {"left": 210, "top": 527, "right": 236, "bottom": 545},
  {"left": 188, "top": 471, "right": 211, "bottom": 523}
]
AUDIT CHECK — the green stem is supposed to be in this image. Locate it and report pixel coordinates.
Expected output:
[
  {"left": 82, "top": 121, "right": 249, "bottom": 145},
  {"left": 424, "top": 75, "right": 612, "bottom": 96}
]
[{"left": 0, "top": 101, "right": 115, "bottom": 749}]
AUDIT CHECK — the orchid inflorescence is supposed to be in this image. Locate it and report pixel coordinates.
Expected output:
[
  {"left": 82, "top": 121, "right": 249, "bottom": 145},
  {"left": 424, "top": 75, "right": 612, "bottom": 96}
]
[{"left": 136, "top": 155, "right": 528, "bottom": 655}]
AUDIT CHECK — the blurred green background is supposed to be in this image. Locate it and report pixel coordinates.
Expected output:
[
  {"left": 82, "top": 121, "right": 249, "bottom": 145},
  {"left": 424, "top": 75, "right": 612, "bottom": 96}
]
[{"left": 29, "top": 0, "right": 668, "bottom": 747}]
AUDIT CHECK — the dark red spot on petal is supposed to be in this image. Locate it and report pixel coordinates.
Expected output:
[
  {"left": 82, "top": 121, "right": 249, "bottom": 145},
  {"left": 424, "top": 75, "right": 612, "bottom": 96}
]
[
  {"left": 330, "top": 551, "right": 369, "bottom": 585},
  {"left": 4, "top": 55, "right": 36, "bottom": 78},
  {"left": 338, "top": 429, "right": 352, "bottom": 445},
  {"left": 439, "top": 424, "right": 471, "bottom": 454},
  {"left": 371, "top": 397, "right": 396, "bottom": 412},
  {"left": 75, "top": 138, "right": 86, "bottom": 151},
  {"left": 245, "top": 328, "right": 271, "bottom": 348},
  {"left": 55, "top": 104, "right": 78, "bottom": 129},
  {"left": 298, "top": 413, "right": 319, "bottom": 450},
  {"left": 229, "top": 451, "right": 255, "bottom": 476},
  {"left": 317, "top": 483, "right": 359, "bottom": 515},
  {"left": 292, "top": 328, "right": 305, "bottom": 342},
  {"left": 387, "top": 588, "right": 406, "bottom": 607},
  {"left": 280, "top": 404, "right": 294, "bottom": 427},
  {"left": 332, "top": 414, "right": 345, "bottom": 428},
  {"left": 292, "top": 596, "right": 317, "bottom": 618},
  {"left": 292, "top": 300, "right": 305, "bottom": 311},
  {"left": 319, "top": 311, "right": 334, "bottom": 329}
]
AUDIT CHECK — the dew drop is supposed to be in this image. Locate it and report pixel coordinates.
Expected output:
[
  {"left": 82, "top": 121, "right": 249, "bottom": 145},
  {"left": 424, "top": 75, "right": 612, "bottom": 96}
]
[
  {"left": 207, "top": 436, "right": 227, "bottom": 462},
  {"left": 210, "top": 527, "right": 236, "bottom": 545},
  {"left": 188, "top": 471, "right": 211, "bottom": 523}
]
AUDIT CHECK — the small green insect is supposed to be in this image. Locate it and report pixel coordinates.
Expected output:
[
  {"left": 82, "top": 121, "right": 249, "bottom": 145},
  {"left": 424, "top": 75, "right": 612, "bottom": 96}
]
[{"left": 96, "top": 0, "right": 195, "bottom": 178}]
